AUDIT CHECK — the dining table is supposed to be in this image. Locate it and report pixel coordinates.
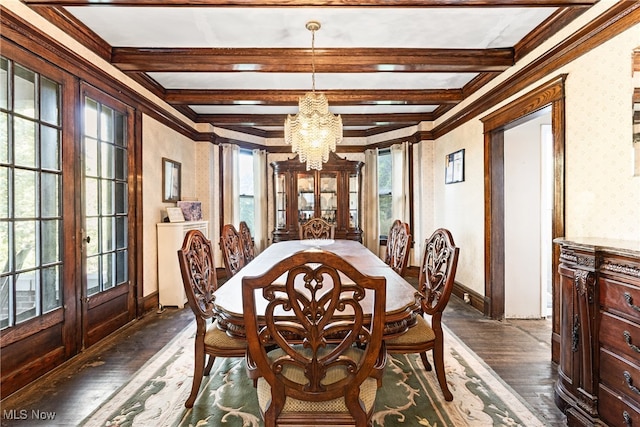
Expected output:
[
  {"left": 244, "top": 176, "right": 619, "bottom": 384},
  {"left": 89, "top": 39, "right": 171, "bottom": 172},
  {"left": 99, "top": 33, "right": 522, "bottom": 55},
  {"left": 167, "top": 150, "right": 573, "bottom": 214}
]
[{"left": 212, "top": 239, "right": 421, "bottom": 340}]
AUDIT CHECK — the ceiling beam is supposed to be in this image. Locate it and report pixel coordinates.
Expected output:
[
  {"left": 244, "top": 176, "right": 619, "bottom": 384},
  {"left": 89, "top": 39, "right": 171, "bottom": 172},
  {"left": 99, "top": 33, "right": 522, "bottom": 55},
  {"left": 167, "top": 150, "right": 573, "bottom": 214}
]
[
  {"left": 198, "top": 112, "right": 432, "bottom": 126},
  {"left": 23, "top": 0, "right": 599, "bottom": 7},
  {"left": 113, "top": 48, "right": 513, "bottom": 73},
  {"left": 165, "top": 89, "right": 462, "bottom": 105}
]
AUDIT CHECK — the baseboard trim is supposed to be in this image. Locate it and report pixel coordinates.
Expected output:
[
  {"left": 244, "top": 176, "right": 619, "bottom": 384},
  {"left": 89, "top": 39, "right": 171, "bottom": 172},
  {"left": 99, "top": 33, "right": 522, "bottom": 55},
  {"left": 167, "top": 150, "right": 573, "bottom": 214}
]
[
  {"left": 138, "top": 292, "right": 159, "bottom": 317},
  {"left": 452, "top": 282, "right": 485, "bottom": 313}
]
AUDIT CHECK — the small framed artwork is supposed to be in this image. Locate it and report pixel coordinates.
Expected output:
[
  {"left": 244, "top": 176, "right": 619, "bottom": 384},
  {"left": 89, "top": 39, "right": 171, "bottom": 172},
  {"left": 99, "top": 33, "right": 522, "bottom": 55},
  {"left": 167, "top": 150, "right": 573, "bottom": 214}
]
[
  {"left": 162, "top": 158, "right": 181, "bottom": 202},
  {"left": 445, "top": 149, "right": 465, "bottom": 184},
  {"left": 177, "top": 200, "right": 203, "bottom": 221},
  {"left": 166, "top": 207, "right": 185, "bottom": 222}
]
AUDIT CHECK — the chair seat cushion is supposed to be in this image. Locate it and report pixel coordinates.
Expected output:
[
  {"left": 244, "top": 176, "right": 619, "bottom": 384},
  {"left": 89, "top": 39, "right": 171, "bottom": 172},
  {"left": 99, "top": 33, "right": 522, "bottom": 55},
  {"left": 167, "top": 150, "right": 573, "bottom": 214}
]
[
  {"left": 256, "top": 346, "right": 378, "bottom": 414},
  {"left": 204, "top": 320, "right": 246, "bottom": 350},
  {"left": 385, "top": 314, "right": 435, "bottom": 346}
]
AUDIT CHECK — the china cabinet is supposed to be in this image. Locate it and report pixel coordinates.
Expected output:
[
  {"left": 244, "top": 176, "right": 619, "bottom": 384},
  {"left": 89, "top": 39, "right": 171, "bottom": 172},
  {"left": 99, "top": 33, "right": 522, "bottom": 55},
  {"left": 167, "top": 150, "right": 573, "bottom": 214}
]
[{"left": 272, "top": 152, "right": 363, "bottom": 242}]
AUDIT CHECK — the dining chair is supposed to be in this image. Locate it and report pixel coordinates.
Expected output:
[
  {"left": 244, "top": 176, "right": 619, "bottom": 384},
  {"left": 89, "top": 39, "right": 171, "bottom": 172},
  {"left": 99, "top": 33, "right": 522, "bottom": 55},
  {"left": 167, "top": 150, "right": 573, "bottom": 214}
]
[
  {"left": 242, "top": 249, "right": 387, "bottom": 427},
  {"left": 238, "top": 221, "right": 255, "bottom": 263},
  {"left": 384, "top": 219, "right": 412, "bottom": 276},
  {"left": 177, "top": 229, "right": 247, "bottom": 408},
  {"left": 220, "top": 223, "right": 246, "bottom": 277},
  {"left": 385, "top": 228, "right": 460, "bottom": 401},
  {"left": 299, "top": 217, "right": 335, "bottom": 240}
]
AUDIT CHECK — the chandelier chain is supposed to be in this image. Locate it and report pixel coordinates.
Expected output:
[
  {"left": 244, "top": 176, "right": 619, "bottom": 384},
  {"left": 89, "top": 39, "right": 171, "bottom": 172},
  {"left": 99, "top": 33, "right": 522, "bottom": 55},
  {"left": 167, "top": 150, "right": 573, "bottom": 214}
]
[{"left": 311, "top": 28, "right": 316, "bottom": 93}]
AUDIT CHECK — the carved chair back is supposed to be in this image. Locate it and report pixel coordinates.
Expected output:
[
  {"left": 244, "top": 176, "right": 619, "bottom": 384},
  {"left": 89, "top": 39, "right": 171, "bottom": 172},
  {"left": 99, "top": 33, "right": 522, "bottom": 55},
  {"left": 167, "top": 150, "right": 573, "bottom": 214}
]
[
  {"left": 420, "top": 228, "right": 460, "bottom": 320},
  {"left": 220, "top": 223, "right": 246, "bottom": 277},
  {"left": 299, "top": 217, "right": 335, "bottom": 240},
  {"left": 178, "top": 229, "right": 217, "bottom": 324},
  {"left": 238, "top": 221, "right": 255, "bottom": 263},
  {"left": 384, "top": 220, "right": 412, "bottom": 276},
  {"left": 242, "top": 249, "right": 387, "bottom": 426}
]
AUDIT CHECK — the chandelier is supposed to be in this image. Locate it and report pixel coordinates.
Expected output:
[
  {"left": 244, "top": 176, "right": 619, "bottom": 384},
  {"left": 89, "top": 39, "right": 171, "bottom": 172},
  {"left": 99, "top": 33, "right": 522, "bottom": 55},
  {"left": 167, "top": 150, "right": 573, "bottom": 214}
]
[{"left": 284, "top": 21, "right": 343, "bottom": 171}]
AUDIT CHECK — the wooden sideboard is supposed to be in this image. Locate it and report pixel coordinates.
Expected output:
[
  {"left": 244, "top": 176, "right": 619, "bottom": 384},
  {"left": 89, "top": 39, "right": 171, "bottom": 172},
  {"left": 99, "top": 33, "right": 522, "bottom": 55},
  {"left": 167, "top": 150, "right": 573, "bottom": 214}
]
[{"left": 554, "top": 238, "right": 640, "bottom": 426}]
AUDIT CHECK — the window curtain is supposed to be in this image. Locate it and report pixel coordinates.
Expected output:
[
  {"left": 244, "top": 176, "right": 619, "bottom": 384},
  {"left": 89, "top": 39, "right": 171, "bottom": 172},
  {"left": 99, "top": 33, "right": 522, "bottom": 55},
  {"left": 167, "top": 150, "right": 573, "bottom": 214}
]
[
  {"left": 221, "top": 143, "right": 239, "bottom": 225},
  {"left": 391, "top": 141, "right": 410, "bottom": 223},
  {"left": 252, "top": 149, "right": 268, "bottom": 253},
  {"left": 363, "top": 148, "right": 379, "bottom": 255}
]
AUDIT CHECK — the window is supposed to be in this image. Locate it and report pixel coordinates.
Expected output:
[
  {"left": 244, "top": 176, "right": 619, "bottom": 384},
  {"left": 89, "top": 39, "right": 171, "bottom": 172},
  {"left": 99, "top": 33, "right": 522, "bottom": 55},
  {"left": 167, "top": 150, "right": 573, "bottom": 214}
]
[
  {"left": 238, "top": 149, "right": 254, "bottom": 234},
  {"left": 377, "top": 149, "right": 392, "bottom": 238},
  {"left": 0, "top": 57, "right": 63, "bottom": 328}
]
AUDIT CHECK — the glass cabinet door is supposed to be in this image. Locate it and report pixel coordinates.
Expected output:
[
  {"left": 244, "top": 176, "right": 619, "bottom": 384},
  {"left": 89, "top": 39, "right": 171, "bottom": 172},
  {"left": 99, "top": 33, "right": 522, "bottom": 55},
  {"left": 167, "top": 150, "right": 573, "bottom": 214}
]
[
  {"left": 319, "top": 173, "right": 337, "bottom": 224},
  {"left": 275, "top": 173, "right": 286, "bottom": 229},
  {"left": 297, "top": 173, "right": 315, "bottom": 224},
  {"left": 349, "top": 173, "right": 359, "bottom": 228}
]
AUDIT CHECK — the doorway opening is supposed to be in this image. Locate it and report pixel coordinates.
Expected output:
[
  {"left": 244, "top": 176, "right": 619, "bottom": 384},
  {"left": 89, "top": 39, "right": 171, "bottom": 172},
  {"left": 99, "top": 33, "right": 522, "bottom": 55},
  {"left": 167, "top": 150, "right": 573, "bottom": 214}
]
[
  {"left": 481, "top": 75, "right": 566, "bottom": 362},
  {"left": 503, "top": 108, "right": 553, "bottom": 319}
]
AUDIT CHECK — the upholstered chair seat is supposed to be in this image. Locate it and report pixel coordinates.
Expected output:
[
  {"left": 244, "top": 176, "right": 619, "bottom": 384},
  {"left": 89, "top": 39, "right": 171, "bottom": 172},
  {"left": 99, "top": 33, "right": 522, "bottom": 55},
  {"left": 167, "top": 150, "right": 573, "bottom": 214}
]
[
  {"left": 204, "top": 320, "right": 247, "bottom": 351},
  {"left": 256, "top": 346, "right": 378, "bottom": 415}
]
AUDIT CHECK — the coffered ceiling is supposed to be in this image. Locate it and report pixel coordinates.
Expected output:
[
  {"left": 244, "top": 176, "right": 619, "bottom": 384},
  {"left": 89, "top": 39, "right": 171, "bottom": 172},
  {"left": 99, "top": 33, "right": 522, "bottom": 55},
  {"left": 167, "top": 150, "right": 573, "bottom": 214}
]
[{"left": 23, "top": 1, "right": 598, "bottom": 138}]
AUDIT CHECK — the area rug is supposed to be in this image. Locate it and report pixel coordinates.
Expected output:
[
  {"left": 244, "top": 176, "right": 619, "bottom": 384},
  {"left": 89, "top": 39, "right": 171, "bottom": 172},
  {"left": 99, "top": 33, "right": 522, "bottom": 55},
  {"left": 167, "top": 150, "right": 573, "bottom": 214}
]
[{"left": 82, "top": 321, "right": 547, "bottom": 427}]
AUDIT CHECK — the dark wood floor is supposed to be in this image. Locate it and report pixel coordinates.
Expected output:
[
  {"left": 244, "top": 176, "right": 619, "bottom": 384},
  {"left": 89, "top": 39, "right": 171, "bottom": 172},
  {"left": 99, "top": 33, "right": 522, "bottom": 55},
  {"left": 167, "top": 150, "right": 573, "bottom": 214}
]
[{"left": 0, "top": 295, "right": 566, "bottom": 426}]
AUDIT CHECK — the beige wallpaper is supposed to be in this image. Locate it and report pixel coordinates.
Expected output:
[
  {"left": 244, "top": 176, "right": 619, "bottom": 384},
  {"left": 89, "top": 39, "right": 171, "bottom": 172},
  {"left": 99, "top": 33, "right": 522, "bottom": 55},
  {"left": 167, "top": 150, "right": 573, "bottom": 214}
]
[
  {"left": 142, "top": 115, "right": 198, "bottom": 297},
  {"left": 561, "top": 26, "right": 640, "bottom": 239},
  {"left": 428, "top": 23, "right": 640, "bottom": 296},
  {"left": 432, "top": 120, "right": 486, "bottom": 294}
]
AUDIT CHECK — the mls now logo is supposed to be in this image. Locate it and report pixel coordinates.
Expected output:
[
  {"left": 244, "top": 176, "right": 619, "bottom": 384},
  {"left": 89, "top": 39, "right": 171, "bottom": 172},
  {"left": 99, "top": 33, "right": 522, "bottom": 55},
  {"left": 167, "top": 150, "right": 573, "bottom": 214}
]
[{"left": 3, "top": 409, "right": 56, "bottom": 420}]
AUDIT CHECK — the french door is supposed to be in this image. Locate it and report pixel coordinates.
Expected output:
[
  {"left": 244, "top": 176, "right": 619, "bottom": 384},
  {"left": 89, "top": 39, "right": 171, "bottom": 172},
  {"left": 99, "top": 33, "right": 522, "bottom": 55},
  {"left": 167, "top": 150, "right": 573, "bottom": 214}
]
[
  {"left": 80, "top": 84, "right": 135, "bottom": 348},
  {"left": 1, "top": 35, "right": 139, "bottom": 398}
]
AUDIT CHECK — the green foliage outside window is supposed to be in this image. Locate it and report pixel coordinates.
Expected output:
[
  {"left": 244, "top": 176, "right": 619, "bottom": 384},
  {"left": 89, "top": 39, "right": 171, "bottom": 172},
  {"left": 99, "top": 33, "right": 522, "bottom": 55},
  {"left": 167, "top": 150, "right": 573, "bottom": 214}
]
[
  {"left": 378, "top": 150, "right": 392, "bottom": 238},
  {"left": 238, "top": 150, "right": 254, "bottom": 235}
]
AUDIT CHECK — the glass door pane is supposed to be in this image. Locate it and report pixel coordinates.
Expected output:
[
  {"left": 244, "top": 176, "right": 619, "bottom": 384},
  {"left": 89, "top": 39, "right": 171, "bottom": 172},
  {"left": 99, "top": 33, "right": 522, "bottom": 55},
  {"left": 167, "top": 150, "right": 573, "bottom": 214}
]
[
  {"left": 297, "top": 173, "right": 314, "bottom": 224},
  {"left": 349, "top": 173, "right": 359, "bottom": 229},
  {"left": 320, "top": 173, "right": 337, "bottom": 224},
  {"left": 275, "top": 173, "right": 286, "bottom": 229}
]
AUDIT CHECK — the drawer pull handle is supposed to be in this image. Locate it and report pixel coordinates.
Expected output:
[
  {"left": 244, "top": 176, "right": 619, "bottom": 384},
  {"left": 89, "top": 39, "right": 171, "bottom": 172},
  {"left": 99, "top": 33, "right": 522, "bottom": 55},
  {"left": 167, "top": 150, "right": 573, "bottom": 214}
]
[
  {"left": 624, "top": 292, "right": 640, "bottom": 313},
  {"left": 624, "top": 371, "right": 640, "bottom": 395},
  {"left": 623, "top": 410, "right": 631, "bottom": 426},
  {"left": 623, "top": 331, "right": 640, "bottom": 353}
]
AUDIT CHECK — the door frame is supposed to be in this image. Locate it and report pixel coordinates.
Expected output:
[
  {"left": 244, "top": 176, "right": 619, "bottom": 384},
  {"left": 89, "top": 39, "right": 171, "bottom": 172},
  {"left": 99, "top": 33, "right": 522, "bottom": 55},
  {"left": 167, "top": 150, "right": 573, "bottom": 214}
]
[{"left": 481, "top": 74, "right": 566, "bottom": 362}]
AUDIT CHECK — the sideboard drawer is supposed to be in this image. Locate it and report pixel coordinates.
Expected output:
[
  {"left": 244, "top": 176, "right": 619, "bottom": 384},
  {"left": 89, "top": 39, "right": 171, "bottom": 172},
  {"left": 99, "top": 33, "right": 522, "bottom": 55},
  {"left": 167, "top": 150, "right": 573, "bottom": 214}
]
[
  {"left": 601, "top": 312, "right": 640, "bottom": 362},
  {"left": 599, "top": 383, "right": 640, "bottom": 427},
  {"left": 601, "top": 277, "right": 640, "bottom": 324},
  {"left": 600, "top": 348, "right": 640, "bottom": 406}
]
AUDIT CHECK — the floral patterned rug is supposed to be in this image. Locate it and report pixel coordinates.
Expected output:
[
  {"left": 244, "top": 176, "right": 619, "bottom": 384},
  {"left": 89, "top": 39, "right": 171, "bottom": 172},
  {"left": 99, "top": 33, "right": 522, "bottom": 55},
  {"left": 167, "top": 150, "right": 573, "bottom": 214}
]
[{"left": 82, "top": 322, "right": 547, "bottom": 427}]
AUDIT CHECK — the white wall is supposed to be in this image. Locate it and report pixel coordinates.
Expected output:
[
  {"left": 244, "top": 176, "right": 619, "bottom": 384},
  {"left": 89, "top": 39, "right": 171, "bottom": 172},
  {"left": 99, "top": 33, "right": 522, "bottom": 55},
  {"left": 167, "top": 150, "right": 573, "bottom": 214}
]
[{"left": 504, "top": 115, "right": 550, "bottom": 318}]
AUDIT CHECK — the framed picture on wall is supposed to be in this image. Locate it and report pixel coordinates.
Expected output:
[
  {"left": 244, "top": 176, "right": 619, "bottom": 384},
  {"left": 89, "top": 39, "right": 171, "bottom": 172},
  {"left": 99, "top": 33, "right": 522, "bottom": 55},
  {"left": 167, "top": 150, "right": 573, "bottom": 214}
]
[
  {"left": 162, "top": 158, "right": 181, "bottom": 202},
  {"left": 445, "top": 149, "right": 465, "bottom": 184}
]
